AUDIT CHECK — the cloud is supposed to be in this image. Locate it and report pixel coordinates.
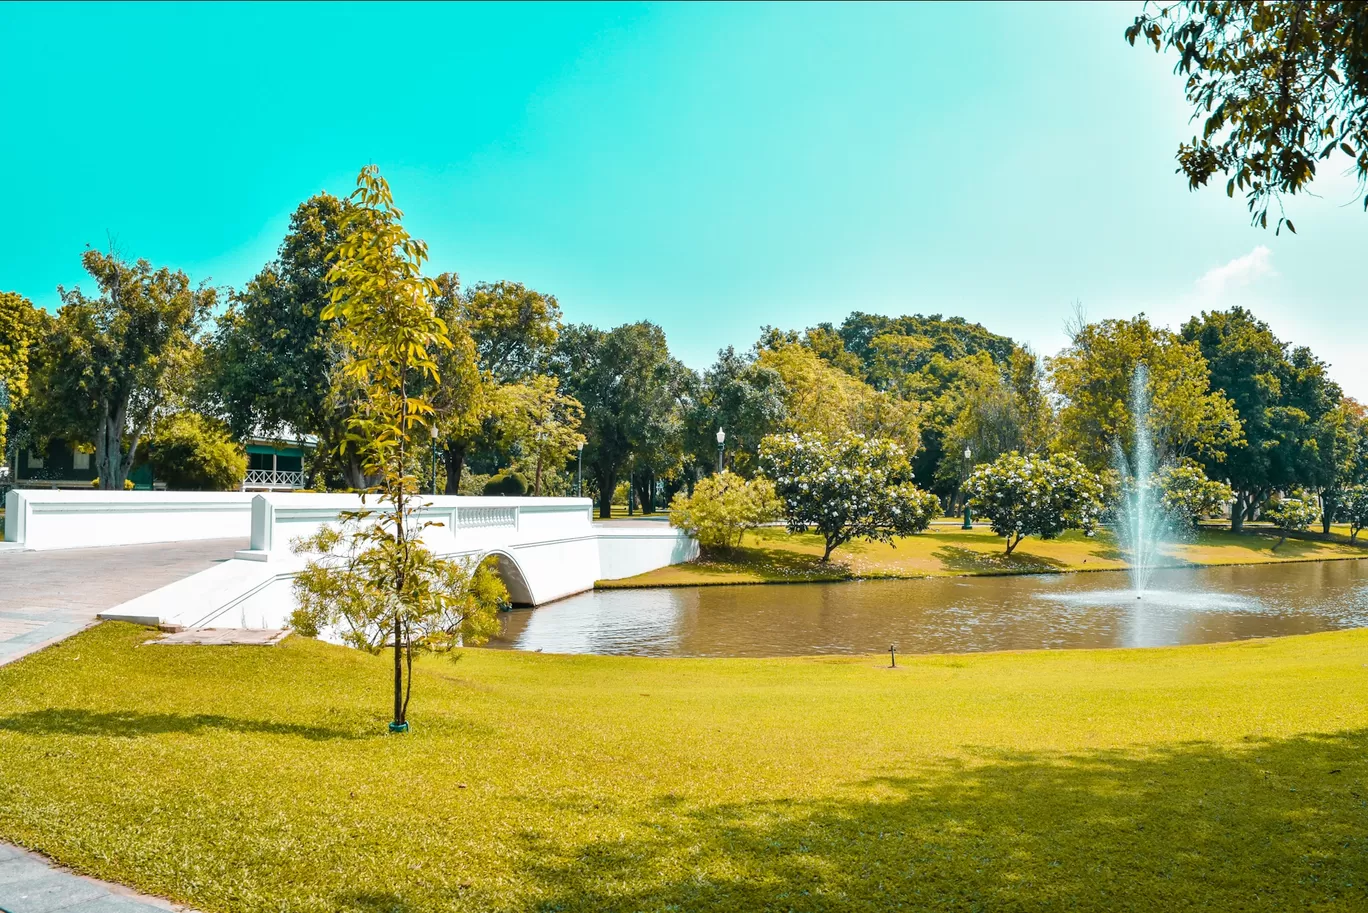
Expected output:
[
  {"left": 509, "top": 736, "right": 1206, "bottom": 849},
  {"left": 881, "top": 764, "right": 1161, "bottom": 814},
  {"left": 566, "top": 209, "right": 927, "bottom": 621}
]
[{"left": 1194, "top": 245, "right": 1276, "bottom": 296}]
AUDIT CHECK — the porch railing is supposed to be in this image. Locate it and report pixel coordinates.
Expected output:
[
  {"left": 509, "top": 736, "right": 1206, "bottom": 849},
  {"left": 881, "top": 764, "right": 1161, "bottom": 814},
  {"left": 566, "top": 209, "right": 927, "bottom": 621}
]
[{"left": 243, "top": 469, "right": 305, "bottom": 489}]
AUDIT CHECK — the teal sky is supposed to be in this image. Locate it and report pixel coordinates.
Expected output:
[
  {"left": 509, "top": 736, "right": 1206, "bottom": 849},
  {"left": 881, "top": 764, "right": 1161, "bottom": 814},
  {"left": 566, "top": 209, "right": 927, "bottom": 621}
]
[{"left": 2, "top": 1, "right": 1364, "bottom": 398}]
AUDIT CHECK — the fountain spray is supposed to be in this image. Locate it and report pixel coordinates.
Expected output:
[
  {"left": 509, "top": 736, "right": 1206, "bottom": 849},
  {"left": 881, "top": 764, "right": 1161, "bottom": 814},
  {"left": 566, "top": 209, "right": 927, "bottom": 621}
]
[{"left": 1112, "top": 363, "right": 1173, "bottom": 597}]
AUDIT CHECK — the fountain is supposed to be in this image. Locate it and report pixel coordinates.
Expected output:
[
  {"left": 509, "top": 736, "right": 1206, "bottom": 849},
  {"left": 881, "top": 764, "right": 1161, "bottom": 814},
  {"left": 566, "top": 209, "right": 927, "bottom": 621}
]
[{"left": 1111, "top": 363, "right": 1174, "bottom": 597}]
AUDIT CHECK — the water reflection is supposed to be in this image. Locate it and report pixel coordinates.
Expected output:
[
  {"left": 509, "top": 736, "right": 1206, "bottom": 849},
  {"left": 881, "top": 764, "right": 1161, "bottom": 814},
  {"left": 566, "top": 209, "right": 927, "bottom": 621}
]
[{"left": 489, "top": 559, "right": 1368, "bottom": 657}]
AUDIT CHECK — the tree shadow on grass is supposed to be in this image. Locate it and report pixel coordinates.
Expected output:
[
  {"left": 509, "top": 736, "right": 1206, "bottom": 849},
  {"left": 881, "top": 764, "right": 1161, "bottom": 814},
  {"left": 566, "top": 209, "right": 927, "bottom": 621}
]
[
  {"left": 931, "top": 545, "right": 1072, "bottom": 575},
  {"left": 0, "top": 708, "right": 369, "bottom": 742},
  {"left": 683, "top": 545, "right": 848, "bottom": 583},
  {"left": 512, "top": 729, "right": 1368, "bottom": 912}
]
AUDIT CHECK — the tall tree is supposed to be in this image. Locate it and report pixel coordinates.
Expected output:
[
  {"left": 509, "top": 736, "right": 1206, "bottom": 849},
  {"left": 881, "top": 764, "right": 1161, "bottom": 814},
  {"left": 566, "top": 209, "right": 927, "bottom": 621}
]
[
  {"left": 459, "top": 280, "right": 561, "bottom": 383},
  {"left": 686, "top": 346, "right": 787, "bottom": 478},
  {"left": 207, "top": 194, "right": 358, "bottom": 485},
  {"left": 499, "top": 374, "right": 586, "bottom": 496},
  {"left": 0, "top": 292, "right": 46, "bottom": 467},
  {"left": 1127, "top": 1, "right": 1368, "bottom": 231},
  {"left": 1181, "top": 307, "right": 1340, "bottom": 530},
  {"left": 1049, "top": 315, "right": 1242, "bottom": 472},
  {"left": 33, "top": 249, "right": 214, "bottom": 489},
  {"left": 555, "top": 322, "right": 690, "bottom": 518}
]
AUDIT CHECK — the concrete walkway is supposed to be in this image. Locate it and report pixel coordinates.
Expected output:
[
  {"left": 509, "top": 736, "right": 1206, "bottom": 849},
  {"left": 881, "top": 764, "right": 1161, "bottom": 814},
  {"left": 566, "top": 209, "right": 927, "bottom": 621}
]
[
  {"left": 0, "top": 538, "right": 247, "bottom": 667},
  {"left": 0, "top": 843, "right": 194, "bottom": 912}
]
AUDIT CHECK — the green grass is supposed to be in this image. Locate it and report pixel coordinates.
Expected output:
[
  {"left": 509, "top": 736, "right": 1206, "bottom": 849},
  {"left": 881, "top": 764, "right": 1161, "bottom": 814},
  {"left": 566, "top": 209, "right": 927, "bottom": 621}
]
[
  {"left": 2, "top": 623, "right": 1368, "bottom": 911},
  {"left": 600, "top": 524, "right": 1368, "bottom": 587}
]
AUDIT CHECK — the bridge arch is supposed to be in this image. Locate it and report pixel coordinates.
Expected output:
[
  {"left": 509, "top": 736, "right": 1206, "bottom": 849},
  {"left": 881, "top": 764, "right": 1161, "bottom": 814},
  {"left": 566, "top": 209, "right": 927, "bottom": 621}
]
[{"left": 480, "top": 549, "right": 535, "bottom": 607}]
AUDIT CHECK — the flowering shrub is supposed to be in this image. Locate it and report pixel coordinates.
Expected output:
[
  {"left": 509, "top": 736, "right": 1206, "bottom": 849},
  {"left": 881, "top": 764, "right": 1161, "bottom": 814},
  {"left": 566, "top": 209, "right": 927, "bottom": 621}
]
[
  {"left": 758, "top": 432, "right": 940, "bottom": 562},
  {"left": 669, "top": 471, "right": 781, "bottom": 553},
  {"left": 1262, "top": 493, "right": 1320, "bottom": 549},
  {"left": 1157, "top": 461, "right": 1234, "bottom": 529},
  {"left": 965, "top": 451, "right": 1104, "bottom": 555},
  {"left": 1340, "top": 485, "right": 1368, "bottom": 542}
]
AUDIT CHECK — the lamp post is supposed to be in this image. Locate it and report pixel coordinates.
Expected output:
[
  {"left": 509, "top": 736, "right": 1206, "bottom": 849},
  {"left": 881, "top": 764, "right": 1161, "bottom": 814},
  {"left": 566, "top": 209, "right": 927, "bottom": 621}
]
[
  {"left": 962, "top": 446, "right": 973, "bottom": 529},
  {"left": 576, "top": 440, "right": 584, "bottom": 498},
  {"left": 716, "top": 428, "right": 726, "bottom": 474},
  {"left": 430, "top": 424, "right": 440, "bottom": 496}
]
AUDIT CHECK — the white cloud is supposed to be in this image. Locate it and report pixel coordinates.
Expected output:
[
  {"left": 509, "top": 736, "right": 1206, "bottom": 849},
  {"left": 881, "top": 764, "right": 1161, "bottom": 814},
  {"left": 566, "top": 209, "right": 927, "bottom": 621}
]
[{"left": 1194, "top": 245, "right": 1276, "bottom": 296}]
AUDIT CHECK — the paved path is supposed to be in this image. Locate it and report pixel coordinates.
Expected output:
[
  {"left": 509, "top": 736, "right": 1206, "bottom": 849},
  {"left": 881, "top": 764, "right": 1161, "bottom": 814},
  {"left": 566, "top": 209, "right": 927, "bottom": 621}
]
[
  {"left": 0, "top": 538, "right": 247, "bottom": 667},
  {"left": 0, "top": 843, "right": 193, "bottom": 912}
]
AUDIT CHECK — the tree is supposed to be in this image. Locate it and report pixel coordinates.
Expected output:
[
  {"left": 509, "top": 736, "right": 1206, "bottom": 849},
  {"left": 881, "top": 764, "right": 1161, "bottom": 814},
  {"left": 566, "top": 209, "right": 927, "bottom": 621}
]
[
  {"left": 1126, "top": 1, "right": 1368, "bottom": 232},
  {"left": 1157, "top": 460, "right": 1235, "bottom": 528},
  {"left": 759, "top": 432, "right": 940, "bottom": 562},
  {"left": 458, "top": 280, "right": 561, "bottom": 383},
  {"left": 140, "top": 411, "right": 248, "bottom": 491},
  {"left": 1262, "top": 492, "right": 1320, "bottom": 550},
  {"left": 1338, "top": 484, "right": 1368, "bottom": 541},
  {"left": 1181, "top": 307, "right": 1341, "bottom": 531},
  {"left": 291, "top": 166, "right": 504, "bottom": 733},
  {"left": 499, "top": 374, "right": 585, "bottom": 496},
  {"left": 965, "top": 452, "right": 1105, "bottom": 555},
  {"left": 668, "top": 471, "right": 781, "bottom": 553},
  {"left": 555, "top": 322, "right": 691, "bottom": 518},
  {"left": 685, "top": 347, "right": 787, "bottom": 478},
  {"left": 1311, "top": 397, "right": 1367, "bottom": 533},
  {"left": 1050, "top": 315, "right": 1242, "bottom": 472},
  {"left": 0, "top": 292, "right": 46, "bottom": 468},
  {"left": 32, "top": 249, "right": 214, "bottom": 490}
]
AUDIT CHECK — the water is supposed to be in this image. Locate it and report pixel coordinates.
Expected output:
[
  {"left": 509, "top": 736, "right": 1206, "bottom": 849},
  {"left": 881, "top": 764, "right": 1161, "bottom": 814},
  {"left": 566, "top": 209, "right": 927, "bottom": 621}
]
[
  {"left": 1112, "top": 363, "right": 1172, "bottom": 595},
  {"left": 487, "top": 559, "right": 1368, "bottom": 657}
]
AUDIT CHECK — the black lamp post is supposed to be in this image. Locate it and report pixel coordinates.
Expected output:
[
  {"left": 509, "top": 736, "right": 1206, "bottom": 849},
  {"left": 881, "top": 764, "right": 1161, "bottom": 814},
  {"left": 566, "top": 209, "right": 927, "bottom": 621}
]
[
  {"left": 716, "top": 428, "right": 726, "bottom": 474},
  {"left": 962, "top": 446, "right": 973, "bottom": 529},
  {"left": 430, "top": 424, "right": 440, "bottom": 496},
  {"left": 576, "top": 440, "right": 584, "bottom": 498}
]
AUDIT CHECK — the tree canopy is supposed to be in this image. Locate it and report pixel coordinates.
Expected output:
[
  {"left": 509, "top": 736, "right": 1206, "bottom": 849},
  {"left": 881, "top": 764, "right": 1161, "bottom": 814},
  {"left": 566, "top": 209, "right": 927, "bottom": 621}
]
[{"left": 1127, "top": 1, "right": 1368, "bottom": 231}]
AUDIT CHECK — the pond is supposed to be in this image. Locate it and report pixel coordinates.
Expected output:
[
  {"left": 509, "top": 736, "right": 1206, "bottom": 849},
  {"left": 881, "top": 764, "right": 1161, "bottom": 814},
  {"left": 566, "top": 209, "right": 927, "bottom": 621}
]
[{"left": 487, "top": 559, "right": 1368, "bottom": 657}]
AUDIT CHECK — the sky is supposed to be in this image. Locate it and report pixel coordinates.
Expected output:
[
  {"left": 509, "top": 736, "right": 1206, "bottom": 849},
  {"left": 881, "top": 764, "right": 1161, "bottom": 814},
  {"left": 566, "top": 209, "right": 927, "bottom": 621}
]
[{"left": 1, "top": 1, "right": 1364, "bottom": 399}]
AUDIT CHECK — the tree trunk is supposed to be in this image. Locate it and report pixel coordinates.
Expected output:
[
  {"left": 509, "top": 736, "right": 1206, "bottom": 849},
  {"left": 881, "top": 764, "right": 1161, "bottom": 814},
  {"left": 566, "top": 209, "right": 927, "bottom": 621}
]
[
  {"left": 534, "top": 452, "right": 543, "bottom": 497},
  {"left": 343, "top": 448, "right": 365, "bottom": 491},
  {"left": 822, "top": 540, "right": 835, "bottom": 562},
  {"left": 634, "top": 470, "right": 655, "bottom": 515},
  {"left": 595, "top": 467, "right": 617, "bottom": 519},
  {"left": 1321, "top": 492, "right": 1334, "bottom": 535},
  {"left": 444, "top": 442, "right": 466, "bottom": 495},
  {"left": 1231, "top": 493, "right": 1248, "bottom": 533}
]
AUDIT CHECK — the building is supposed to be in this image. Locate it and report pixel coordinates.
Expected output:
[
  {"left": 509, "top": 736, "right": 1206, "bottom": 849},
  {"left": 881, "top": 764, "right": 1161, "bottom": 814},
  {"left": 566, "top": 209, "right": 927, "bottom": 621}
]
[
  {"left": 9, "top": 439, "right": 155, "bottom": 490},
  {"left": 242, "top": 430, "right": 317, "bottom": 491}
]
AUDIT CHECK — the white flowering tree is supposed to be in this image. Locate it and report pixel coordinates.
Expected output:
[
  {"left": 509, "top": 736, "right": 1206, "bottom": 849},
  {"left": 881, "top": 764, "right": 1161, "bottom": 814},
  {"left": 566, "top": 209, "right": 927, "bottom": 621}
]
[
  {"left": 965, "top": 451, "right": 1104, "bottom": 555},
  {"left": 758, "top": 432, "right": 940, "bottom": 562},
  {"left": 1262, "top": 493, "right": 1320, "bottom": 550},
  {"left": 1340, "top": 485, "right": 1368, "bottom": 542},
  {"left": 1157, "top": 461, "right": 1234, "bottom": 529}
]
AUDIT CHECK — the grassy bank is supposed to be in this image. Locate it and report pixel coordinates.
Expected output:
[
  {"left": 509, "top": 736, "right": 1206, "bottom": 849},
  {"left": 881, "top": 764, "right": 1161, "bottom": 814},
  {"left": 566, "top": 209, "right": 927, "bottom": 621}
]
[
  {"left": 600, "top": 524, "right": 1368, "bottom": 587},
  {"left": 2, "top": 623, "right": 1367, "bottom": 911}
]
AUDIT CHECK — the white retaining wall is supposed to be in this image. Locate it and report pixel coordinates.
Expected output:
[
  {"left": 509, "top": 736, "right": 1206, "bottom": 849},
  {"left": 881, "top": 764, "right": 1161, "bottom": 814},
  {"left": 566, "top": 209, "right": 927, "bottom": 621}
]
[{"left": 4, "top": 490, "right": 257, "bottom": 550}]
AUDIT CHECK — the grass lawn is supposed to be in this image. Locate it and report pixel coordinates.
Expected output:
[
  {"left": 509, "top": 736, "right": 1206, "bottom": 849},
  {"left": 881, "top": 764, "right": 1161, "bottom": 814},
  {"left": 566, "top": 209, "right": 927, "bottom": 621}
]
[
  {"left": 601, "top": 524, "right": 1368, "bottom": 587},
  {"left": 2, "top": 623, "right": 1368, "bottom": 911}
]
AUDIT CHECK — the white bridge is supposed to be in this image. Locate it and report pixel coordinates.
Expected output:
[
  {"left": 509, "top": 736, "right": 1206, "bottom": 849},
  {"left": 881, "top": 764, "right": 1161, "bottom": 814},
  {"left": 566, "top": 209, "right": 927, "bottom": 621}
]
[{"left": 4, "top": 490, "right": 697, "bottom": 630}]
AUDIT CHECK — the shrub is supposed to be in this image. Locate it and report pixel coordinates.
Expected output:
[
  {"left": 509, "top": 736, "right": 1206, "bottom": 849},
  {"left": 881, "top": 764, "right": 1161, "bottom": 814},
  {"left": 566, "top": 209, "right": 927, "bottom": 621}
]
[
  {"left": 483, "top": 470, "right": 529, "bottom": 497},
  {"left": 1340, "top": 485, "right": 1368, "bottom": 542},
  {"left": 1157, "top": 461, "right": 1234, "bottom": 528},
  {"left": 141, "top": 412, "right": 248, "bottom": 491},
  {"left": 759, "top": 432, "right": 940, "bottom": 562},
  {"left": 91, "top": 478, "right": 136, "bottom": 491},
  {"left": 965, "top": 451, "right": 1104, "bottom": 555},
  {"left": 1262, "top": 493, "right": 1320, "bottom": 550},
  {"left": 669, "top": 471, "right": 781, "bottom": 553}
]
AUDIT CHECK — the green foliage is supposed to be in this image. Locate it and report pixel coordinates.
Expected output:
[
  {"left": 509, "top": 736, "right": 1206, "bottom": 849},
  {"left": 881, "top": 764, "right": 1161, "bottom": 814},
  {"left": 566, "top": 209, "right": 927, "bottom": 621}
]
[
  {"left": 686, "top": 346, "right": 787, "bottom": 477},
  {"left": 1262, "top": 493, "right": 1321, "bottom": 549},
  {"left": 1127, "top": 1, "right": 1368, "bottom": 231},
  {"left": 140, "top": 412, "right": 248, "bottom": 491},
  {"left": 1050, "top": 315, "right": 1241, "bottom": 471},
  {"left": 482, "top": 470, "right": 529, "bottom": 496},
  {"left": 760, "top": 432, "right": 940, "bottom": 561},
  {"left": 1182, "top": 308, "right": 1343, "bottom": 530},
  {"left": 668, "top": 471, "right": 781, "bottom": 552},
  {"left": 830, "top": 311, "right": 1018, "bottom": 381},
  {"left": 1339, "top": 484, "right": 1368, "bottom": 541},
  {"left": 1158, "top": 460, "right": 1235, "bottom": 528},
  {"left": 31, "top": 249, "right": 214, "bottom": 490},
  {"left": 291, "top": 166, "right": 504, "bottom": 730},
  {"left": 498, "top": 374, "right": 585, "bottom": 496},
  {"left": 90, "top": 477, "right": 135, "bottom": 491},
  {"left": 555, "top": 322, "right": 693, "bottom": 518},
  {"left": 965, "top": 451, "right": 1105, "bottom": 554},
  {"left": 0, "top": 291, "right": 45, "bottom": 462},
  {"left": 458, "top": 280, "right": 562, "bottom": 382}
]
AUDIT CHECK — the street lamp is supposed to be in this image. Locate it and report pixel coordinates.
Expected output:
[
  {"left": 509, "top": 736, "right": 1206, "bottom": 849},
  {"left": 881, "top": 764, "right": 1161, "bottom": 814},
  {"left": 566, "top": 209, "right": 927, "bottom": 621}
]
[
  {"left": 716, "top": 428, "right": 726, "bottom": 474},
  {"left": 576, "top": 440, "right": 584, "bottom": 498},
  {"left": 429, "top": 423, "right": 440, "bottom": 496},
  {"left": 962, "top": 446, "right": 973, "bottom": 529}
]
